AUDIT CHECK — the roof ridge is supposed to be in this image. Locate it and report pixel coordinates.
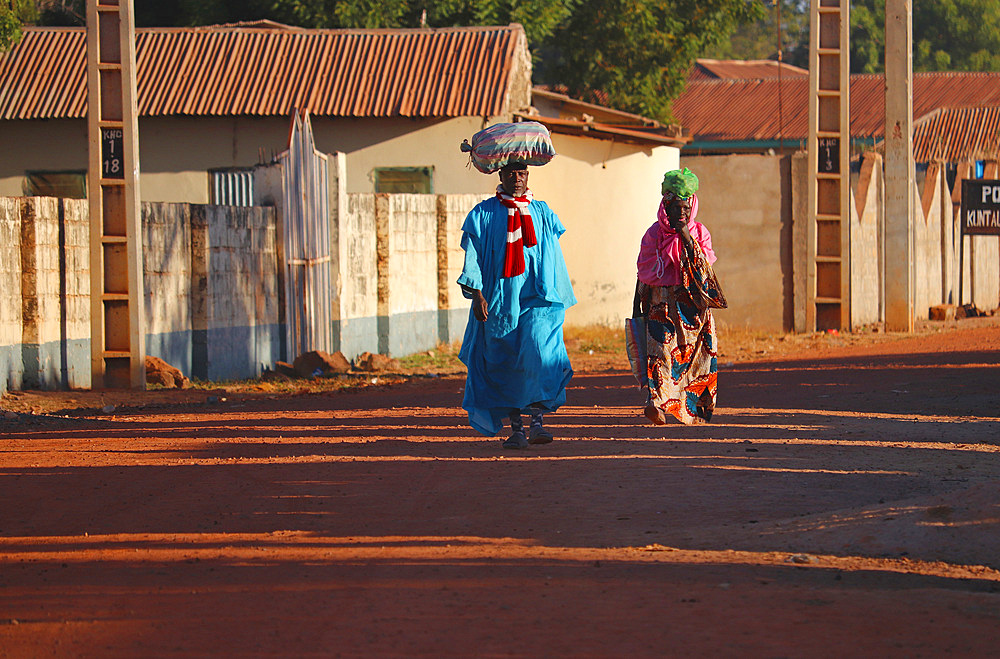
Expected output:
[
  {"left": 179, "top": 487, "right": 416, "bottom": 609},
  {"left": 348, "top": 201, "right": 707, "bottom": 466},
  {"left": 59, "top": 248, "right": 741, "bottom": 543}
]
[{"left": 19, "top": 23, "right": 521, "bottom": 35}]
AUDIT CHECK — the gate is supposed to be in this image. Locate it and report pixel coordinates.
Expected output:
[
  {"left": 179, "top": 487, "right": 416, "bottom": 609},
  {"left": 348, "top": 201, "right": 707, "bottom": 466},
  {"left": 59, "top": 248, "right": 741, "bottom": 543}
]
[{"left": 279, "top": 110, "right": 333, "bottom": 358}]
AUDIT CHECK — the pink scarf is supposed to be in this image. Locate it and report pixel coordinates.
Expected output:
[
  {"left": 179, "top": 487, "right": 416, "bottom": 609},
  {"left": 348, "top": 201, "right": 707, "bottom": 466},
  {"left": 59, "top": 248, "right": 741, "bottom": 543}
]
[
  {"left": 496, "top": 186, "right": 537, "bottom": 278},
  {"left": 637, "top": 193, "right": 714, "bottom": 286}
]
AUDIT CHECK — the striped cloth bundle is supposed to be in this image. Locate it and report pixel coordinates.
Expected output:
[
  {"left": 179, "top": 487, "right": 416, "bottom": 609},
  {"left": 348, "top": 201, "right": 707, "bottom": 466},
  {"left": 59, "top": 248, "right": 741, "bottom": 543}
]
[{"left": 460, "top": 121, "right": 556, "bottom": 174}]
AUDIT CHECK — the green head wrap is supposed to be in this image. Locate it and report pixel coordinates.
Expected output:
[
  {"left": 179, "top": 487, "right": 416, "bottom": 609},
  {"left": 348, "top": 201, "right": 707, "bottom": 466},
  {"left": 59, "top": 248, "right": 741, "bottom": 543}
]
[{"left": 661, "top": 167, "right": 699, "bottom": 198}]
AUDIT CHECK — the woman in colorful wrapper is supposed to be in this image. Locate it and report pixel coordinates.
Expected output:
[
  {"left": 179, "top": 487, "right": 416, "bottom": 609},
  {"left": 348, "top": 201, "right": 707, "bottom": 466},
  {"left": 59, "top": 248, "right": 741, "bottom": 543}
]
[{"left": 633, "top": 168, "right": 727, "bottom": 425}]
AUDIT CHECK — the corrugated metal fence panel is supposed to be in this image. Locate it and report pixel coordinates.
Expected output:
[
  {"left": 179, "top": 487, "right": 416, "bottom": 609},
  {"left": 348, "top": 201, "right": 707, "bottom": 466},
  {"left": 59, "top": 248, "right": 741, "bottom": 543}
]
[
  {"left": 0, "top": 24, "right": 522, "bottom": 120},
  {"left": 281, "top": 110, "right": 332, "bottom": 358}
]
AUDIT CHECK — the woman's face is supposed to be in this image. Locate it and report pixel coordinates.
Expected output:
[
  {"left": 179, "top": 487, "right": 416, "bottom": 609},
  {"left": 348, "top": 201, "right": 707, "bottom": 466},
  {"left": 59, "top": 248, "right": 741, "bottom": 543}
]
[{"left": 666, "top": 195, "right": 693, "bottom": 226}]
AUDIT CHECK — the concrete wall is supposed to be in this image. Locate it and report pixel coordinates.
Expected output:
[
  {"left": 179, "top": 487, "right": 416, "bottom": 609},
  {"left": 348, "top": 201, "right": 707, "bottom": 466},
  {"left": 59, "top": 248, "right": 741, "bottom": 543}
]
[
  {"left": 0, "top": 116, "right": 507, "bottom": 202},
  {"left": 915, "top": 165, "right": 943, "bottom": 319},
  {"left": 797, "top": 152, "right": 997, "bottom": 329},
  {"left": 0, "top": 198, "right": 22, "bottom": 391},
  {"left": 337, "top": 193, "right": 379, "bottom": 359},
  {"left": 682, "top": 154, "right": 791, "bottom": 331},
  {"left": 333, "top": 191, "right": 479, "bottom": 358},
  {"left": 532, "top": 134, "right": 679, "bottom": 326},
  {"left": 143, "top": 202, "right": 193, "bottom": 374},
  {"left": 14, "top": 197, "right": 91, "bottom": 391},
  {"left": 438, "top": 194, "right": 482, "bottom": 344},
  {"left": 851, "top": 154, "right": 882, "bottom": 327},
  {"left": 1, "top": 197, "right": 281, "bottom": 393},
  {"left": 191, "top": 205, "right": 280, "bottom": 381},
  {"left": 379, "top": 194, "right": 439, "bottom": 356}
]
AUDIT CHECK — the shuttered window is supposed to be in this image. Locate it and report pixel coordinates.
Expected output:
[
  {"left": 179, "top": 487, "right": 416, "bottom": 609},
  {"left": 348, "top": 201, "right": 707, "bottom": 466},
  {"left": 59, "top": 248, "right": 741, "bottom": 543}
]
[{"left": 210, "top": 169, "right": 255, "bottom": 206}]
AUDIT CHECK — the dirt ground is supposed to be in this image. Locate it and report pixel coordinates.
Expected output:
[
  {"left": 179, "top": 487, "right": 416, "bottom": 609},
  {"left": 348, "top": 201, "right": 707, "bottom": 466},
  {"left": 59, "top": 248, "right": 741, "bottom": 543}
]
[{"left": 2, "top": 317, "right": 1000, "bottom": 657}]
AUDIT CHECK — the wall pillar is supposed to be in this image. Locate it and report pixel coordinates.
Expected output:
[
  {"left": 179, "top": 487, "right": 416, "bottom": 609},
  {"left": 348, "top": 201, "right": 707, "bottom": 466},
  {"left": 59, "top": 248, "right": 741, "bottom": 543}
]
[{"left": 884, "top": 0, "right": 915, "bottom": 331}]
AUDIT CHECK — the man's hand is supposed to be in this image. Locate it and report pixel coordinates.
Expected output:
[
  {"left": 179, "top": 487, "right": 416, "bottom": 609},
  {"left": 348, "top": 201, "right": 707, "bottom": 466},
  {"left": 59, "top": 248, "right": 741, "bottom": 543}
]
[{"left": 472, "top": 289, "right": 488, "bottom": 322}]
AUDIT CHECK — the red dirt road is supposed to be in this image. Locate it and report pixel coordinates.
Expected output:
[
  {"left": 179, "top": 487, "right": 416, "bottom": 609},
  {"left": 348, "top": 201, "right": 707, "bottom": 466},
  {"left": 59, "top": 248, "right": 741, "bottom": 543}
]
[{"left": 2, "top": 321, "right": 1000, "bottom": 657}]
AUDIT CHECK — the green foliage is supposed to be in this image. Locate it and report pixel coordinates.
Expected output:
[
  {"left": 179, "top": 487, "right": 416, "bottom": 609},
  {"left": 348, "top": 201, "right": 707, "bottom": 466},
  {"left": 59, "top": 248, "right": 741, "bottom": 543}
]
[
  {"left": 849, "top": 0, "right": 883, "bottom": 73},
  {"left": 268, "top": 0, "right": 412, "bottom": 29},
  {"left": 700, "top": 0, "right": 810, "bottom": 69},
  {"left": 537, "top": 0, "right": 764, "bottom": 123},
  {"left": 426, "top": 0, "right": 575, "bottom": 46},
  {"left": 1, "top": 0, "right": 36, "bottom": 50},
  {"left": 851, "top": 0, "right": 1000, "bottom": 73}
]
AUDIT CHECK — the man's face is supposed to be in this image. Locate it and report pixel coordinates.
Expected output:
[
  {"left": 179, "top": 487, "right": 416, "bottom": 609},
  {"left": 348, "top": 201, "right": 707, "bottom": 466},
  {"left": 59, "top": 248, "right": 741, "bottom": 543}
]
[{"left": 499, "top": 166, "right": 529, "bottom": 196}]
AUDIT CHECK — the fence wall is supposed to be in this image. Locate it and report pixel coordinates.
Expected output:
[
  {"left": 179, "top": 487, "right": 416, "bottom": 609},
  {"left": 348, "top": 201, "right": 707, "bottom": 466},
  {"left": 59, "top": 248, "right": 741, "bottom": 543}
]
[
  {"left": 191, "top": 205, "right": 281, "bottom": 382},
  {"left": 0, "top": 198, "right": 22, "bottom": 390},
  {"left": 1, "top": 197, "right": 280, "bottom": 394},
  {"left": 849, "top": 155, "right": 999, "bottom": 323},
  {"left": 683, "top": 154, "right": 792, "bottom": 332},
  {"left": 143, "top": 202, "right": 193, "bottom": 375},
  {"left": 337, "top": 192, "right": 379, "bottom": 359}
]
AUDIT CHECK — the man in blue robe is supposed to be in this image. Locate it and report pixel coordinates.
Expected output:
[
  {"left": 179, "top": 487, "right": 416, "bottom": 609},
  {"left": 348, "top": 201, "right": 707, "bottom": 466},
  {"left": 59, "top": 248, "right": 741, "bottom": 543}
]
[{"left": 458, "top": 163, "right": 576, "bottom": 448}]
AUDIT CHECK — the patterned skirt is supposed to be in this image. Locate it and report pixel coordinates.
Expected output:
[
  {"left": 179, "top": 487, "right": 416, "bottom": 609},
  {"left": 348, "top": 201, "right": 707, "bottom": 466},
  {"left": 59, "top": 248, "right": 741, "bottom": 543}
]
[{"left": 631, "top": 247, "right": 727, "bottom": 425}]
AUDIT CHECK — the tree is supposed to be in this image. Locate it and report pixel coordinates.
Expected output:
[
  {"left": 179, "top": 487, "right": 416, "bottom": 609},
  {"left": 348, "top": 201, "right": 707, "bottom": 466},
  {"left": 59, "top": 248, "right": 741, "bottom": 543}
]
[
  {"left": 699, "top": 0, "right": 810, "bottom": 69},
  {"left": 9, "top": 0, "right": 760, "bottom": 123},
  {"left": 1, "top": 0, "right": 37, "bottom": 50},
  {"left": 536, "top": 0, "right": 765, "bottom": 122},
  {"left": 851, "top": 0, "right": 1000, "bottom": 73}
]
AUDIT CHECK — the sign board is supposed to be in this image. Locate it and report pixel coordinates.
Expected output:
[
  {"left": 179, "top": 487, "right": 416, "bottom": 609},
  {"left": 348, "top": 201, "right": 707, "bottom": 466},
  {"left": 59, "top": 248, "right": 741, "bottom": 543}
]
[
  {"left": 818, "top": 137, "right": 839, "bottom": 174},
  {"left": 101, "top": 127, "right": 124, "bottom": 179},
  {"left": 961, "top": 179, "right": 1000, "bottom": 236}
]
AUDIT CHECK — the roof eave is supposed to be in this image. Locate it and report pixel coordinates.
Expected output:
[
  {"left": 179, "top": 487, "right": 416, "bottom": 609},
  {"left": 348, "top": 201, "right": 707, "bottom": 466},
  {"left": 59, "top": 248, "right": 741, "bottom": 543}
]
[{"left": 518, "top": 113, "right": 688, "bottom": 148}]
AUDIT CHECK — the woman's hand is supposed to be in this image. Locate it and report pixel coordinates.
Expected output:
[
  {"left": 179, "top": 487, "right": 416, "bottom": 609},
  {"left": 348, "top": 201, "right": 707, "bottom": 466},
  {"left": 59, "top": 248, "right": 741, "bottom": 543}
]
[
  {"left": 670, "top": 218, "right": 696, "bottom": 258},
  {"left": 471, "top": 289, "right": 489, "bottom": 322}
]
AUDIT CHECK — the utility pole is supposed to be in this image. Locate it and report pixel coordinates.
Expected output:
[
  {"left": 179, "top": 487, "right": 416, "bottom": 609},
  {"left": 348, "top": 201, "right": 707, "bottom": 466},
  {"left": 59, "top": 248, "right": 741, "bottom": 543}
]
[
  {"left": 86, "top": 0, "right": 145, "bottom": 387},
  {"left": 883, "top": 0, "right": 915, "bottom": 331}
]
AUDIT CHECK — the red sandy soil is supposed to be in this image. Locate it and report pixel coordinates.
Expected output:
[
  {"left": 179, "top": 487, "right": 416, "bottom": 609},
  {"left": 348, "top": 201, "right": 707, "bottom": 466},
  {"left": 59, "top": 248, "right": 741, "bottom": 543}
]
[{"left": 2, "top": 318, "right": 1000, "bottom": 657}]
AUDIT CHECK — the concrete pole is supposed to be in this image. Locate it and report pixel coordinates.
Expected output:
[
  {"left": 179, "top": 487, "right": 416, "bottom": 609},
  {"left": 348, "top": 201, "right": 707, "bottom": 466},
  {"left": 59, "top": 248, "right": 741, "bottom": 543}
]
[{"left": 884, "top": 0, "right": 914, "bottom": 331}]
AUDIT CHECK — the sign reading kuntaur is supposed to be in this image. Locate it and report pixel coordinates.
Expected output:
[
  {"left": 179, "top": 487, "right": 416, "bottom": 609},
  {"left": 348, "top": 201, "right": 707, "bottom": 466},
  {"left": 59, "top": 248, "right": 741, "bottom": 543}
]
[{"left": 961, "top": 179, "right": 1000, "bottom": 236}]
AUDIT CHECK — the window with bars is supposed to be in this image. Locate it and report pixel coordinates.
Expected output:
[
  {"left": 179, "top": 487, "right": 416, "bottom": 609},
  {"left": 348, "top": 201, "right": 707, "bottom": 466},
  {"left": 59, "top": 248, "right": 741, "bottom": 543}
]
[{"left": 210, "top": 168, "right": 255, "bottom": 206}]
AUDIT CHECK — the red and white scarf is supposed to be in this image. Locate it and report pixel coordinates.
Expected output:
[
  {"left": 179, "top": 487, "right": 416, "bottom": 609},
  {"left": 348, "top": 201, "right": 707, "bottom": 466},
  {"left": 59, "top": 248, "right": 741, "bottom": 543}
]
[{"left": 496, "top": 186, "right": 537, "bottom": 277}]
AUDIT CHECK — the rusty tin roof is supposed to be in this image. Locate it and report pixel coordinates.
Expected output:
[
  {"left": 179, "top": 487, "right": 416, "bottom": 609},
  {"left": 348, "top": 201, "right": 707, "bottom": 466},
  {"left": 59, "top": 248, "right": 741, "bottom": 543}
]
[
  {"left": 913, "top": 106, "right": 1000, "bottom": 162},
  {"left": 689, "top": 58, "right": 808, "bottom": 81},
  {"left": 674, "top": 71, "right": 1000, "bottom": 146},
  {"left": 0, "top": 23, "right": 528, "bottom": 120}
]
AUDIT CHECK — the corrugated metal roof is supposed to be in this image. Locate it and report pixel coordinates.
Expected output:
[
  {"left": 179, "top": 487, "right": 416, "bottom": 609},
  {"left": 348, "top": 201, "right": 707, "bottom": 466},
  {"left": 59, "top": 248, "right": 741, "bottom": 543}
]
[
  {"left": 673, "top": 71, "right": 1000, "bottom": 144},
  {"left": 0, "top": 23, "right": 527, "bottom": 120},
  {"left": 531, "top": 87, "right": 660, "bottom": 127},
  {"left": 689, "top": 58, "right": 808, "bottom": 81},
  {"left": 913, "top": 106, "right": 1000, "bottom": 162},
  {"left": 515, "top": 112, "right": 687, "bottom": 148}
]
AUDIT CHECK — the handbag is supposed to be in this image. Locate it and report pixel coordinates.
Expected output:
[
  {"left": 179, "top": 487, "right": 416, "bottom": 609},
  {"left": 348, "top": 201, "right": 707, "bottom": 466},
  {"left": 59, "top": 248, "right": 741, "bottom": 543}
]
[{"left": 624, "top": 282, "right": 648, "bottom": 387}]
